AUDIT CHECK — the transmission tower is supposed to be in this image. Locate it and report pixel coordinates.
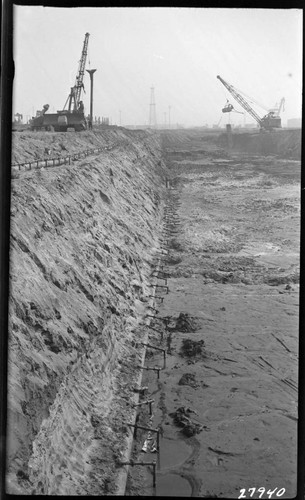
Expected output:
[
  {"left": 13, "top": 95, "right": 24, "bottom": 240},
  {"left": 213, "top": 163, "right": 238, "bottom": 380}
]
[{"left": 149, "top": 86, "right": 157, "bottom": 128}]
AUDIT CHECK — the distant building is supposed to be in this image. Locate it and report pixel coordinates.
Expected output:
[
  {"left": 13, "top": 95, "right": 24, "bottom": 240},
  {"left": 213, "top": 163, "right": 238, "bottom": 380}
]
[
  {"left": 287, "top": 118, "right": 301, "bottom": 128},
  {"left": 13, "top": 113, "right": 23, "bottom": 123}
]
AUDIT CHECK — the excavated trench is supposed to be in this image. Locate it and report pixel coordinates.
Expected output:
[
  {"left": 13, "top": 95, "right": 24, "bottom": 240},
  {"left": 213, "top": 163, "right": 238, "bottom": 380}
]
[
  {"left": 7, "top": 127, "right": 300, "bottom": 496},
  {"left": 126, "top": 129, "right": 299, "bottom": 497}
]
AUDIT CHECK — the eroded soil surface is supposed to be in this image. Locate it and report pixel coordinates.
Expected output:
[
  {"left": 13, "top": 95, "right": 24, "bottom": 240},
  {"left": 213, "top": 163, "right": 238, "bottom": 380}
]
[
  {"left": 126, "top": 130, "right": 299, "bottom": 497},
  {"left": 7, "top": 129, "right": 168, "bottom": 495}
]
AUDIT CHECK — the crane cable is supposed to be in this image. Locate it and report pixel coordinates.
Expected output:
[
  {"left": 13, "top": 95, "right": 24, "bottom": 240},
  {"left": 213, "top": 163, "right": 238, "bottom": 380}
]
[
  {"left": 217, "top": 114, "right": 223, "bottom": 127},
  {"left": 218, "top": 76, "right": 270, "bottom": 114},
  {"left": 220, "top": 85, "right": 245, "bottom": 115},
  {"left": 219, "top": 78, "right": 268, "bottom": 123},
  {"left": 218, "top": 78, "right": 257, "bottom": 119},
  {"left": 233, "top": 84, "right": 269, "bottom": 112}
]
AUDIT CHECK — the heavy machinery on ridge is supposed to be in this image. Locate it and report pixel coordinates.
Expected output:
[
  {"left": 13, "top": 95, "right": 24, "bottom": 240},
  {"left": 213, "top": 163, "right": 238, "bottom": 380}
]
[
  {"left": 217, "top": 75, "right": 282, "bottom": 131},
  {"left": 30, "top": 33, "right": 90, "bottom": 132}
]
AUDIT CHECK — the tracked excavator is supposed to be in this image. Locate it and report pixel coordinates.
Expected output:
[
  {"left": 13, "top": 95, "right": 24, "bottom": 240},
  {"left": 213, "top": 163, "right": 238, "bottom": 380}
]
[
  {"left": 217, "top": 75, "right": 282, "bottom": 131},
  {"left": 30, "top": 33, "right": 90, "bottom": 132}
]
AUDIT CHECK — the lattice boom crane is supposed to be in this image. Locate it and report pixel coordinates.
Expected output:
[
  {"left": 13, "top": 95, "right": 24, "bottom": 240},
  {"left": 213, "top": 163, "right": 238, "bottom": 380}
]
[
  {"left": 30, "top": 33, "right": 90, "bottom": 131},
  {"left": 65, "top": 32, "right": 90, "bottom": 112},
  {"left": 217, "top": 75, "right": 281, "bottom": 130}
]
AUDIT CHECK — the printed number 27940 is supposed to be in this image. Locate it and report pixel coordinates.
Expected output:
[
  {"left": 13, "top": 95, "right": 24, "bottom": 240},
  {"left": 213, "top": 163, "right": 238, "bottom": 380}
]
[{"left": 238, "top": 488, "right": 286, "bottom": 499}]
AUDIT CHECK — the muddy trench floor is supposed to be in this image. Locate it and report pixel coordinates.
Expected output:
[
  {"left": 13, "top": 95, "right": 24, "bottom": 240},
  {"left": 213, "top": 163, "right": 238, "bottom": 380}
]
[{"left": 126, "top": 138, "right": 299, "bottom": 497}]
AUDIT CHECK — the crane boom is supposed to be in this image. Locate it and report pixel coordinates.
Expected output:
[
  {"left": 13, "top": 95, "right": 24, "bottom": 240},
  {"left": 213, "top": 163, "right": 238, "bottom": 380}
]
[
  {"left": 74, "top": 32, "right": 90, "bottom": 109},
  {"left": 217, "top": 75, "right": 261, "bottom": 125},
  {"left": 278, "top": 97, "right": 285, "bottom": 115},
  {"left": 64, "top": 32, "right": 90, "bottom": 112},
  {"left": 269, "top": 97, "right": 285, "bottom": 116}
]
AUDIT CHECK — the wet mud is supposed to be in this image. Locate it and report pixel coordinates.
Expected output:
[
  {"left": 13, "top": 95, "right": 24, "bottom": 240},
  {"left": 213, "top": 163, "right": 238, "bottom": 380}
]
[{"left": 126, "top": 130, "right": 299, "bottom": 497}]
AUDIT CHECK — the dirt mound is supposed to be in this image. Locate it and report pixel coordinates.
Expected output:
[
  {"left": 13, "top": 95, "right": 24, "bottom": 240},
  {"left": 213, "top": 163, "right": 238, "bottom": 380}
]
[
  {"left": 167, "top": 313, "right": 198, "bottom": 333},
  {"left": 178, "top": 373, "right": 200, "bottom": 388},
  {"left": 169, "top": 406, "right": 203, "bottom": 437},
  {"left": 166, "top": 254, "right": 183, "bottom": 265},
  {"left": 169, "top": 239, "right": 184, "bottom": 252},
  {"left": 180, "top": 339, "right": 206, "bottom": 359}
]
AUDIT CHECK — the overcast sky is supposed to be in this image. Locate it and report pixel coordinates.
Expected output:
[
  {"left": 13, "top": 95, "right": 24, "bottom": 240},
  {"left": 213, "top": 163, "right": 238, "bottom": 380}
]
[{"left": 13, "top": 7, "right": 302, "bottom": 127}]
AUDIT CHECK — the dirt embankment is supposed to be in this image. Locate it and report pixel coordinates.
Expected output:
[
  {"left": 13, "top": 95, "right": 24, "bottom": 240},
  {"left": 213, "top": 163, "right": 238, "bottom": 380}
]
[
  {"left": 218, "top": 128, "right": 301, "bottom": 160},
  {"left": 7, "top": 128, "right": 167, "bottom": 495}
]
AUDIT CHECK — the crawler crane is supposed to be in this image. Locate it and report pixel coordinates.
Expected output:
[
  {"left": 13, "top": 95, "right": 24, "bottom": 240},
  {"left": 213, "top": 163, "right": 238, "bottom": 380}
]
[
  {"left": 217, "top": 75, "right": 282, "bottom": 130},
  {"left": 30, "top": 33, "right": 90, "bottom": 132}
]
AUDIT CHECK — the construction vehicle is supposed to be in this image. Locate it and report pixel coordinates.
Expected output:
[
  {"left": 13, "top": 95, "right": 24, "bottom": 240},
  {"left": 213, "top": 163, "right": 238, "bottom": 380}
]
[
  {"left": 30, "top": 33, "right": 90, "bottom": 132},
  {"left": 217, "top": 75, "right": 282, "bottom": 130}
]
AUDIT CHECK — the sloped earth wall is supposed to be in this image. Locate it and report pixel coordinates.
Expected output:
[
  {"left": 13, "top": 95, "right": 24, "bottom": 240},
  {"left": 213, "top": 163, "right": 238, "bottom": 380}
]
[
  {"left": 7, "top": 129, "right": 168, "bottom": 495},
  {"left": 218, "top": 128, "right": 301, "bottom": 160}
]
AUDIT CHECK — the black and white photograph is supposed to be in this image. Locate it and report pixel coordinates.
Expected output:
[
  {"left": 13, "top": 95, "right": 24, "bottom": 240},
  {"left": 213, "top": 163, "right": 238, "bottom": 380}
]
[{"left": 2, "top": 4, "right": 303, "bottom": 497}]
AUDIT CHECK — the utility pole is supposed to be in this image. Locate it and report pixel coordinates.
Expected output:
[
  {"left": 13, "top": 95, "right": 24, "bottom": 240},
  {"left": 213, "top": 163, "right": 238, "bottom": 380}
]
[
  {"left": 168, "top": 106, "right": 171, "bottom": 129},
  {"left": 119, "top": 110, "right": 121, "bottom": 126},
  {"left": 86, "top": 69, "right": 96, "bottom": 130},
  {"left": 149, "top": 86, "right": 157, "bottom": 129}
]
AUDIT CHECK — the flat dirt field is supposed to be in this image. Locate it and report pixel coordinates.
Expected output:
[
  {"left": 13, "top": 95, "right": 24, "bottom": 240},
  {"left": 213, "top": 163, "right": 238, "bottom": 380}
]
[{"left": 126, "top": 130, "right": 299, "bottom": 498}]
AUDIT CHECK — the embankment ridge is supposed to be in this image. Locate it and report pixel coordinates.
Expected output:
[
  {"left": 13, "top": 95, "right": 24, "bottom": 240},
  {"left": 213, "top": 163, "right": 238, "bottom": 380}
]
[{"left": 8, "top": 128, "right": 167, "bottom": 495}]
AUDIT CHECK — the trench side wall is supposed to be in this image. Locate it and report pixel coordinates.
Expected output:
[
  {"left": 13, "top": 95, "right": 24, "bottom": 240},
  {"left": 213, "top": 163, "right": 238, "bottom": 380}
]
[
  {"left": 219, "top": 129, "right": 301, "bottom": 159},
  {"left": 7, "top": 129, "right": 167, "bottom": 495}
]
